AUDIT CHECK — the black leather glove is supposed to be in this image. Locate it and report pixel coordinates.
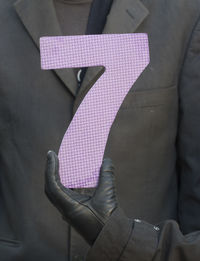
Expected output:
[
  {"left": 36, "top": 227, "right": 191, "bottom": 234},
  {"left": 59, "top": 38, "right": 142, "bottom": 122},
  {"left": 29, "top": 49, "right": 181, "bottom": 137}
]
[{"left": 45, "top": 150, "right": 118, "bottom": 245}]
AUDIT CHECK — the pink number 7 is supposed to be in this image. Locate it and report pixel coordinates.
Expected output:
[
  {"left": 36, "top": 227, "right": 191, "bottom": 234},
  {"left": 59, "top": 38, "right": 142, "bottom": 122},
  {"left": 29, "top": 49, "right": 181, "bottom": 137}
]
[{"left": 40, "top": 34, "right": 150, "bottom": 188}]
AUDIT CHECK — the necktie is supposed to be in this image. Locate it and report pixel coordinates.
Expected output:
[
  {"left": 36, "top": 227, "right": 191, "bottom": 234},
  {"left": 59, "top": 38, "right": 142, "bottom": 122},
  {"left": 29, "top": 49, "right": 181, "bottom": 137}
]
[
  {"left": 40, "top": 33, "right": 149, "bottom": 188},
  {"left": 76, "top": 0, "right": 114, "bottom": 89}
]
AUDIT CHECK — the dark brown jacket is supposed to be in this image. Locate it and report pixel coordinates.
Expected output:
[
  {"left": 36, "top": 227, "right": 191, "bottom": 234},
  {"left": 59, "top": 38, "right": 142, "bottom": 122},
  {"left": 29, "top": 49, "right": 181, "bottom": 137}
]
[{"left": 0, "top": 0, "right": 200, "bottom": 260}]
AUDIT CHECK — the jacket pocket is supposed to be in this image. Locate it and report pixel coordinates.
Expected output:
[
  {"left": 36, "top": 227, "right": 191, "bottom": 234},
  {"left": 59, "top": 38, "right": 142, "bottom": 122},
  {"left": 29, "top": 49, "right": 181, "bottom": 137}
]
[
  {"left": 0, "top": 237, "right": 21, "bottom": 247},
  {"left": 120, "top": 84, "right": 177, "bottom": 110},
  {"left": 0, "top": 238, "right": 22, "bottom": 261}
]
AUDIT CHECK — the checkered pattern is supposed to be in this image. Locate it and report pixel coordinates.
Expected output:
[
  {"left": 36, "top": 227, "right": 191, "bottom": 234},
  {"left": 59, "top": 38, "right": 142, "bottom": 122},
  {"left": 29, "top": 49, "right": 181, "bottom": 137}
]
[{"left": 40, "top": 34, "right": 149, "bottom": 188}]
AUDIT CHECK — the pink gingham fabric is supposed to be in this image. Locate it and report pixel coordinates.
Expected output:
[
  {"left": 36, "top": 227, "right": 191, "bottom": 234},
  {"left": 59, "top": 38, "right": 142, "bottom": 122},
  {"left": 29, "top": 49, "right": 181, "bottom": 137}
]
[{"left": 40, "top": 33, "right": 149, "bottom": 188}]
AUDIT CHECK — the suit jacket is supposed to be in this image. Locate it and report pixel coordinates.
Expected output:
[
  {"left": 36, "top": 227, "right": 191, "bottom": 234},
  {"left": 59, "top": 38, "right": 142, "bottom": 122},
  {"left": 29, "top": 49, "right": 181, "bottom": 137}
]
[{"left": 0, "top": 0, "right": 200, "bottom": 260}]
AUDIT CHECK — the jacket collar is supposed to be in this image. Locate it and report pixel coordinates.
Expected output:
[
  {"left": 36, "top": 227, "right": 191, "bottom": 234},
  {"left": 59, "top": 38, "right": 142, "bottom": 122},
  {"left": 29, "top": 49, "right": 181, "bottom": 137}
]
[{"left": 13, "top": 0, "right": 149, "bottom": 97}]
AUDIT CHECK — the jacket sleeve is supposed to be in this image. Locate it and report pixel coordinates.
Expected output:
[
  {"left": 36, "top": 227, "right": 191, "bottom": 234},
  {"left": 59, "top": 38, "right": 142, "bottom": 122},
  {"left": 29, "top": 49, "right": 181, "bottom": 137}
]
[
  {"left": 86, "top": 11, "right": 200, "bottom": 261},
  {"left": 86, "top": 208, "right": 200, "bottom": 261},
  {"left": 176, "top": 12, "right": 200, "bottom": 235}
]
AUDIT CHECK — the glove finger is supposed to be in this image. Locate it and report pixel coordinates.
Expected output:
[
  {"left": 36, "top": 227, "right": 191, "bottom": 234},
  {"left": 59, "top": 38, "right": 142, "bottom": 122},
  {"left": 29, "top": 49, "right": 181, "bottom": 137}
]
[
  {"left": 93, "top": 158, "right": 118, "bottom": 211},
  {"left": 45, "top": 150, "right": 82, "bottom": 213}
]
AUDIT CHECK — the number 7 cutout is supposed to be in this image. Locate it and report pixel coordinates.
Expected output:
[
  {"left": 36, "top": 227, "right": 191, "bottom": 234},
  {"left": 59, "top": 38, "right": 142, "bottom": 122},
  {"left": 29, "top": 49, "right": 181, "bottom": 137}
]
[{"left": 40, "top": 33, "right": 150, "bottom": 188}]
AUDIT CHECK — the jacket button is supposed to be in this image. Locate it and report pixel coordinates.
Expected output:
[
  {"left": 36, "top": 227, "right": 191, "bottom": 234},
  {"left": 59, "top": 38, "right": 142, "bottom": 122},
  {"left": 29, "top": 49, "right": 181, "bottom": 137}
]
[
  {"left": 134, "top": 219, "right": 141, "bottom": 223},
  {"left": 153, "top": 226, "right": 160, "bottom": 231}
]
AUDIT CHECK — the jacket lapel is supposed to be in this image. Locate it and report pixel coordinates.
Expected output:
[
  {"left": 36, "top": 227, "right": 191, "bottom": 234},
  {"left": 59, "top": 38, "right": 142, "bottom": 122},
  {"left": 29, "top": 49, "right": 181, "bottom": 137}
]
[
  {"left": 13, "top": 0, "right": 78, "bottom": 96},
  {"left": 13, "top": 0, "right": 149, "bottom": 98}
]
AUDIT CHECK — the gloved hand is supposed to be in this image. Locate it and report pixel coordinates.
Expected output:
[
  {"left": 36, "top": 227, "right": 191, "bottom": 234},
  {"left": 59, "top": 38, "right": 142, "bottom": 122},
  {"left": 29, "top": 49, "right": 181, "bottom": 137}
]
[{"left": 45, "top": 150, "right": 118, "bottom": 245}]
